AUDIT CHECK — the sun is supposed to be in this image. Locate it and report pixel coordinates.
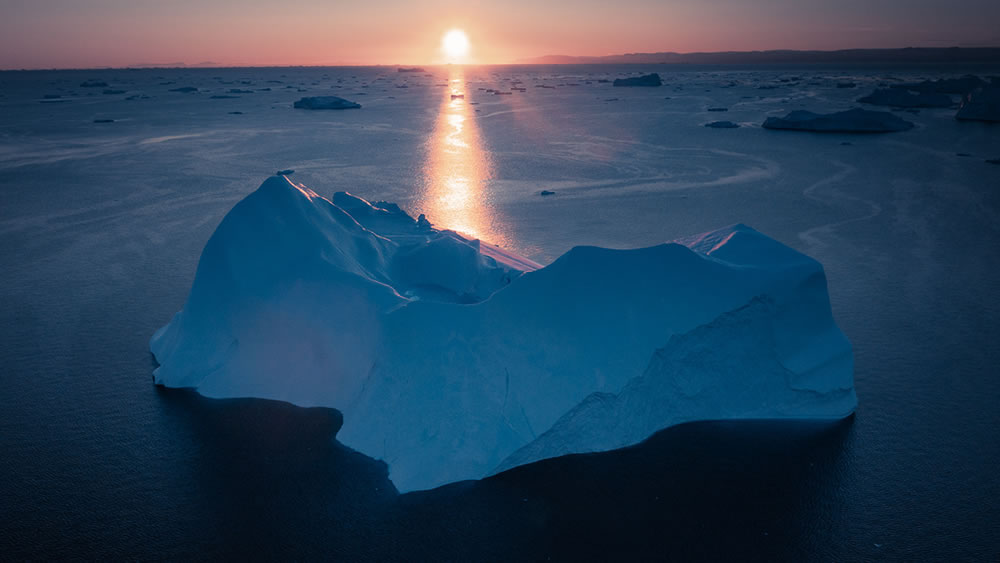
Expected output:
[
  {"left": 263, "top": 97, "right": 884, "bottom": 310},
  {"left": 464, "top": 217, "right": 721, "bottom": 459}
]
[{"left": 442, "top": 29, "right": 470, "bottom": 60}]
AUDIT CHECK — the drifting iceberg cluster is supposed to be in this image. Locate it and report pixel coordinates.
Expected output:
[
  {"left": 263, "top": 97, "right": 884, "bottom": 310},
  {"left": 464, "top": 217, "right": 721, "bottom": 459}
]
[{"left": 151, "top": 175, "right": 856, "bottom": 492}]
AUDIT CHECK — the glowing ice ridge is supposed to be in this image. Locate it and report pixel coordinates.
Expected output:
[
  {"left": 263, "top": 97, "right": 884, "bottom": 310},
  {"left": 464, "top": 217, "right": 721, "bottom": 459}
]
[{"left": 151, "top": 175, "right": 856, "bottom": 492}]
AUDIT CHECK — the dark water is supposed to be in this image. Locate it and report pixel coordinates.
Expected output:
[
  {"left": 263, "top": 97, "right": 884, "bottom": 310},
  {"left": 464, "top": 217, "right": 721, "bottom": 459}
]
[{"left": 2, "top": 65, "right": 1000, "bottom": 560}]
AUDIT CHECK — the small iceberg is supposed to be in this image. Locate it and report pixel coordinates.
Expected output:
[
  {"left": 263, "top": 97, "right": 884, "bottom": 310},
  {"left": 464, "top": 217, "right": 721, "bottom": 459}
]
[
  {"left": 293, "top": 96, "right": 362, "bottom": 110},
  {"left": 613, "top": 73, "right": 662, "bottom": 87},
  {"left": 893, "top": 75, "right": 986, "bottom": 95},
  {"left": 763, "top": 108, "right": 914, "bottom": 133},
  {"left": 857, "top": 88, "right": 953, "bottom": 108},
  {"left": 705, "top": 121, "right": 740, "bottom": 129},
  {"left": 955, "top": 87, "right": 1000, "bottom": 123}
]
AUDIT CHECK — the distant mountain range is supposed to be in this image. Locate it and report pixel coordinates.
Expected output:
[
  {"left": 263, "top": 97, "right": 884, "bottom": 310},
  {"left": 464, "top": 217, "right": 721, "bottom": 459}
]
[
  {"left": 127, "top": 61, "right": 221, "bottom": 68},
  {"left": 519, "top": 47, "right": 1000, "bottom": 65}
]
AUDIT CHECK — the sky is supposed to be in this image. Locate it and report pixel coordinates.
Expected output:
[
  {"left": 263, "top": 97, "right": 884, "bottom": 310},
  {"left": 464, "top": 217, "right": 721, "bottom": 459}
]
[{"left": 1, "top": 0, "right": 999, "bottom": 69}]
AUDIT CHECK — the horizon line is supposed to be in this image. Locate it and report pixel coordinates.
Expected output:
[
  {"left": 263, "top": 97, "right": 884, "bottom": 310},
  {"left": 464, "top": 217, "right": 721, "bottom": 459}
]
[{"left": 3, "top": 45, "right": 999, "bottom": 72}]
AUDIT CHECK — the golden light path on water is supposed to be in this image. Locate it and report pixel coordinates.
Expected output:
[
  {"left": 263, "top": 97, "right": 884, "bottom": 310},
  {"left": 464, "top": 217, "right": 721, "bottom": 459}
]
[{"left": 418, "top": 67, "right": 510, "bottom": 249}]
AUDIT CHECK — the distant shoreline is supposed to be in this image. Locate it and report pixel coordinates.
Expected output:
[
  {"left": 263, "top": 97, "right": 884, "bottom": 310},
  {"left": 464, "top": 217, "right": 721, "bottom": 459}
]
[{"left": 2, "top": 47, "right": 998, "bottom": 72}]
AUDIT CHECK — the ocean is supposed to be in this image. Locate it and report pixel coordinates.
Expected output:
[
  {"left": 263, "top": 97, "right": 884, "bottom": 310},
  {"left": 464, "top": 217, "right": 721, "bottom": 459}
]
[{"left": 1, "top": 63, "right": 999, "bottom": 560}]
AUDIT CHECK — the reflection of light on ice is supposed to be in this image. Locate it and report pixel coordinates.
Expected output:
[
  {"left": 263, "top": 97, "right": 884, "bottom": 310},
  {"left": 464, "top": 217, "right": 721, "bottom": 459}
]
[{"left": 419, "top": 67, "right": 507, "bottom": 248}]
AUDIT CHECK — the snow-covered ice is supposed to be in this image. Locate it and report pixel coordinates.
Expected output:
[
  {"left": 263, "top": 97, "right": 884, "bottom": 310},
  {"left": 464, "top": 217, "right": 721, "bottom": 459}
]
[
  {"left": 763, "top": 108, "right": 914, "bottom": 133},
  {"left": 151, "top": 174, "right": 856, "bottom": 491}
]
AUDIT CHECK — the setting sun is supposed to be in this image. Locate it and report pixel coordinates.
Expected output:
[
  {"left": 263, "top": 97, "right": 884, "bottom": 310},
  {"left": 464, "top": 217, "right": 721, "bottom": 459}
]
[{"left": 441, "top": 29, "right": 470, "bottom": 60}]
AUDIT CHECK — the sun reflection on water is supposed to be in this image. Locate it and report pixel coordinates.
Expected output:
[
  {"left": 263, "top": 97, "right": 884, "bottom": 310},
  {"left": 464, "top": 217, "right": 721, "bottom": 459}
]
[{"left": 419, "top": 67, "right": 508, "bottom": 247}]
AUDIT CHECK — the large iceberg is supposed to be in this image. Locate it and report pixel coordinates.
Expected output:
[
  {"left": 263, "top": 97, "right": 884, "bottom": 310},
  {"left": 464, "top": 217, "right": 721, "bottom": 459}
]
[{"left": 151, "top": 175, "right": 856, "bottom": 492}]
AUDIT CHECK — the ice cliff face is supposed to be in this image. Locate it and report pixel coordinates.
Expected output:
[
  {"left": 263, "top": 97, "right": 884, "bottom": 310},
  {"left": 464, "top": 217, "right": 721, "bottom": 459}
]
[{"left": 151, "top": 175, "right": 856, "bottom": 492}]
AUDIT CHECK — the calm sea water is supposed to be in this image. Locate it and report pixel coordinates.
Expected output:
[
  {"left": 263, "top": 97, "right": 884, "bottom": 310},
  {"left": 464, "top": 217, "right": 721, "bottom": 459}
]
[{"left": 1, "top": 64, "right": 999, "bottom": 560}]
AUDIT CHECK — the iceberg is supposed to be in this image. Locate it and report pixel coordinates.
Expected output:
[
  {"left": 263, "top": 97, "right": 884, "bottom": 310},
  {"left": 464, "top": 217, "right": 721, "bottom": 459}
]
[
  {"left": 893, "top": 74, "right": 986, "bottom": 95},
  {"left": 705, "top": 120, "right": 740, "bottom": 128},
  {"left": 857, "top": 88, "right": 954, "bottom": 108},
  {"left": 613, "top": 73, "right": 662, "bottom": 87},
  {"left": 151, "top": 175, "right": 856, "bottom": 492},
  {"left": 293, "top": 96, "right": 361, "bottom": 110},
  {"left": 955, "top": 87, "right": 1000, "bottom": 123},
  {"left": 763, "top": 108, "right": 914, "bottom": 133}
]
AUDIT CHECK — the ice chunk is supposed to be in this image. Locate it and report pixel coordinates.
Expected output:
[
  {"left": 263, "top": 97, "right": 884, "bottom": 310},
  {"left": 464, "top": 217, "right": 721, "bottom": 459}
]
[
  {"left": 613, "top": 73, "right": 662, "bottom": 87},
  {"left": 151, "top": 176, "right": 856, "bottom": 492},
  {"left": 857, "top": 88, "right": 954, "bottom": 108},
  {"left": 705, "top": 121, "right": 739, "bottom": 128},
  {"left": 763, "top": 108, "right": 914, "bottom": 133},
  {"left": 293, "top": 96, "right": 361, "bottom": 110},
  {"left": 955, "top": 87, "right": 1000, "bottom": 123}
]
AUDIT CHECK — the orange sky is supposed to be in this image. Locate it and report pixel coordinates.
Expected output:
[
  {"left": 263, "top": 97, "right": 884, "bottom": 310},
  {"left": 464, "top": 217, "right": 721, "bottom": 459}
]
[{"left": 2, "top": 0, "right": 999, "bottom": 69}]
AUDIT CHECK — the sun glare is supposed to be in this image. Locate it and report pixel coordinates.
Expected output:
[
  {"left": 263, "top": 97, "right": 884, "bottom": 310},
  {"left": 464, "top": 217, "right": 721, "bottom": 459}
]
[{"left": 442, "top": 29, "right": 470, "bottom": 60}]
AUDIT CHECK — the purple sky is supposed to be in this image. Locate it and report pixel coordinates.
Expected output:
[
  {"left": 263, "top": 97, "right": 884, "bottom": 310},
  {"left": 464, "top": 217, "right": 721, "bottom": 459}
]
[{"left": 1, "top": 0, "right": 998, "bottom": 69}]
